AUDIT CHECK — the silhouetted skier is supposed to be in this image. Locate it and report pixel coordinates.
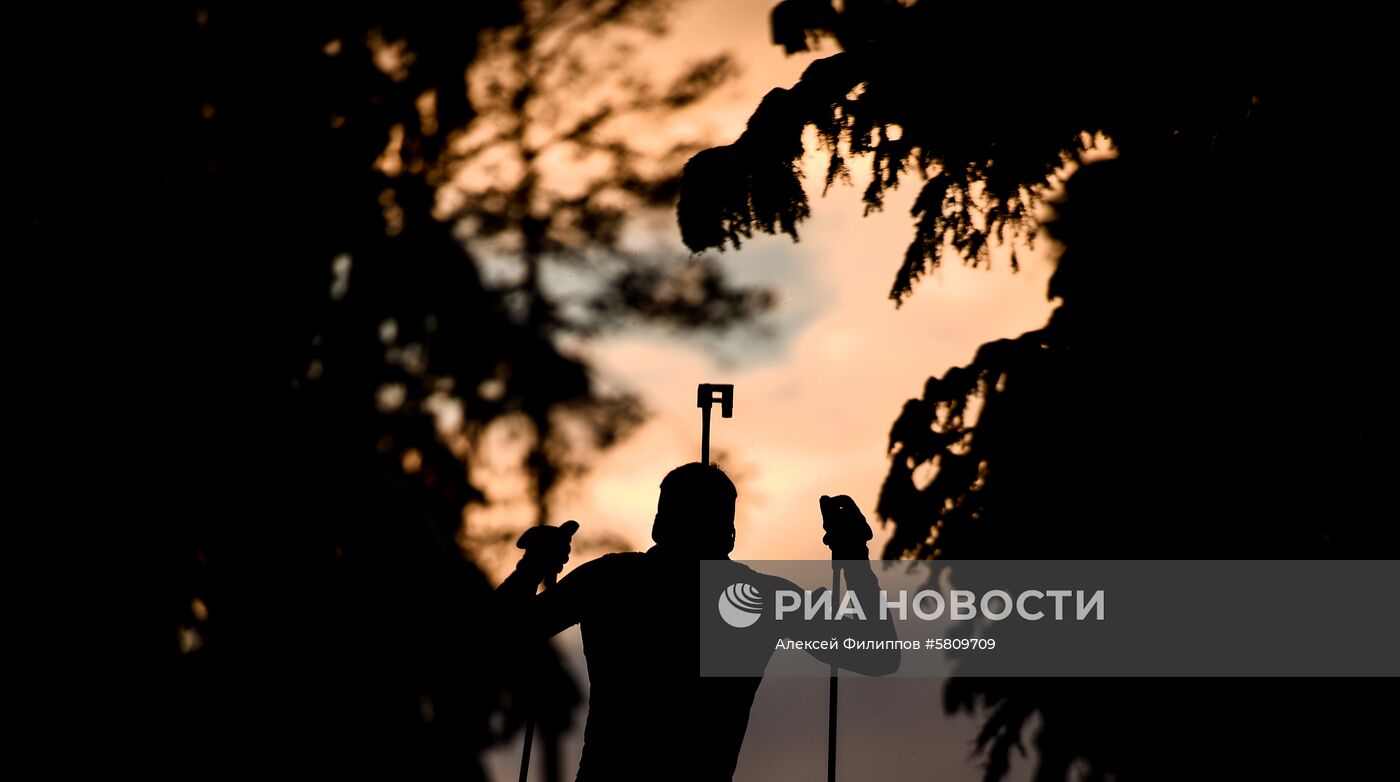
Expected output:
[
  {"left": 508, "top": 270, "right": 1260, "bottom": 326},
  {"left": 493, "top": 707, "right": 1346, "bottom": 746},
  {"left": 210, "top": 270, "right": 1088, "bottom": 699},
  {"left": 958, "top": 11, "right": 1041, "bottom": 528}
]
[{"left": 496, "top": 462, "right": 897, "bottom": 781}]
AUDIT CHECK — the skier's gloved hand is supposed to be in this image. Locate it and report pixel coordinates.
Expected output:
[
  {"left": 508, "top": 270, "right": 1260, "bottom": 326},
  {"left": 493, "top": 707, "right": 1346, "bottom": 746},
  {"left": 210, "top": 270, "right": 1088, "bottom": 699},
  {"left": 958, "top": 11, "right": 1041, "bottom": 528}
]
[
  {"left": 516, "top": 520, "right": 579, "bottom": 577},
  {"left": 820, "top": 495, "right": 872, "bottom": 560}
]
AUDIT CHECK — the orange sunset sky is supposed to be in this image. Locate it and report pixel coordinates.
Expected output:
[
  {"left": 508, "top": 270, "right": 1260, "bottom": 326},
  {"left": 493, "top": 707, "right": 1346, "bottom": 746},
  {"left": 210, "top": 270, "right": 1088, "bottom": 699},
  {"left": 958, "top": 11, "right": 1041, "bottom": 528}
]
[
  {"left": 460, "top": 0, "right": 1060, "bottom": 572},
  {"left": 476, "top": 1, "right": 1061, "bottom": 779}
]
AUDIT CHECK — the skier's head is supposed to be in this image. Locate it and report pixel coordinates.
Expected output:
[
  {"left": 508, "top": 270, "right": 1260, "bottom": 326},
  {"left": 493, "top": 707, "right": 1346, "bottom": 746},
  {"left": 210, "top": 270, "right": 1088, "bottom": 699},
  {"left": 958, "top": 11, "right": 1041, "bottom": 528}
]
[{"left": 651, "top": 462, "right": 737, "bottom": 558}]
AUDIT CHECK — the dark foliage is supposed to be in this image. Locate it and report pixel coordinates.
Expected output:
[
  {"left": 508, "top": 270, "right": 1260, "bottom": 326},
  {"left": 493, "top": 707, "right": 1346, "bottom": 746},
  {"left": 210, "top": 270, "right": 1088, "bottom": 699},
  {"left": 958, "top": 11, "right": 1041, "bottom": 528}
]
[
  {"left": 681, "top": 1, "right": 1268, "bottom": 303},
  {"left": 679, "top": 1, "right": 1398, "bottom": 778},
  {"left": 21, "top": 1, "right": 765, "bottom": 776}
]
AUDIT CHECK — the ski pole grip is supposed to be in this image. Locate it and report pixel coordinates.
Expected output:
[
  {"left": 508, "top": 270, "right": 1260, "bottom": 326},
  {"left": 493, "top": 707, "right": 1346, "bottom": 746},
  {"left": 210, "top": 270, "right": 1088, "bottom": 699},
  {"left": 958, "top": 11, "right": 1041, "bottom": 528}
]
[{"left": 697, "top": 383, "right": 734, "bottom": 418}]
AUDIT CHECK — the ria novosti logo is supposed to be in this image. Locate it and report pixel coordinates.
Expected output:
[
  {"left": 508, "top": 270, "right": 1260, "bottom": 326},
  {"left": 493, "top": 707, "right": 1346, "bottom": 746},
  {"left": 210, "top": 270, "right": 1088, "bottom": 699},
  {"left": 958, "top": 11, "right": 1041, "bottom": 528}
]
[
  {"left": 718, "top": 583, "right": 764, "bottom": 628},
  {"left": 718, "top": 579, "right": 1106, "bottom": 628}
]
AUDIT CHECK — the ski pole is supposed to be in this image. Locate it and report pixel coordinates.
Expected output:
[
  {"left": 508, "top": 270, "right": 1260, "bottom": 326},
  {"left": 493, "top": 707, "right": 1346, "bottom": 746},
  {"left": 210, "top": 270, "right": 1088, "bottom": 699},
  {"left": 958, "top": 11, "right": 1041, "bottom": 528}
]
[
  {"left": 517, "top": 519, "right": 577, "bottom": 782},
  {"left": 518, "top": 566, "right": 556, "bottom": 782},
  {"left": 696, "top": 383, "right": 734, "bottom": 464},
  {"left": 828, "top": 560, "right": 841, "bottom": 782}
]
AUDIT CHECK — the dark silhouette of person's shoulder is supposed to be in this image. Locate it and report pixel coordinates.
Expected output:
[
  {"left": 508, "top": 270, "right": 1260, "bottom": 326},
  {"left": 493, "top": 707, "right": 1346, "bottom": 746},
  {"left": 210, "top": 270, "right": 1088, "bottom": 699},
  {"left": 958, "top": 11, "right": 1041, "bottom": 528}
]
[
  {"left": 587, "top": 550, "right": 646, "bottom": 572},
  {"left": 569, "top": 550, "right": 644, "bottom": 571},
  {"left": 563, "top": 550, "right": 647, "bottom": 589},
  {"left": 727, "top": 559, "right": 788, "bottom": 586}
]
